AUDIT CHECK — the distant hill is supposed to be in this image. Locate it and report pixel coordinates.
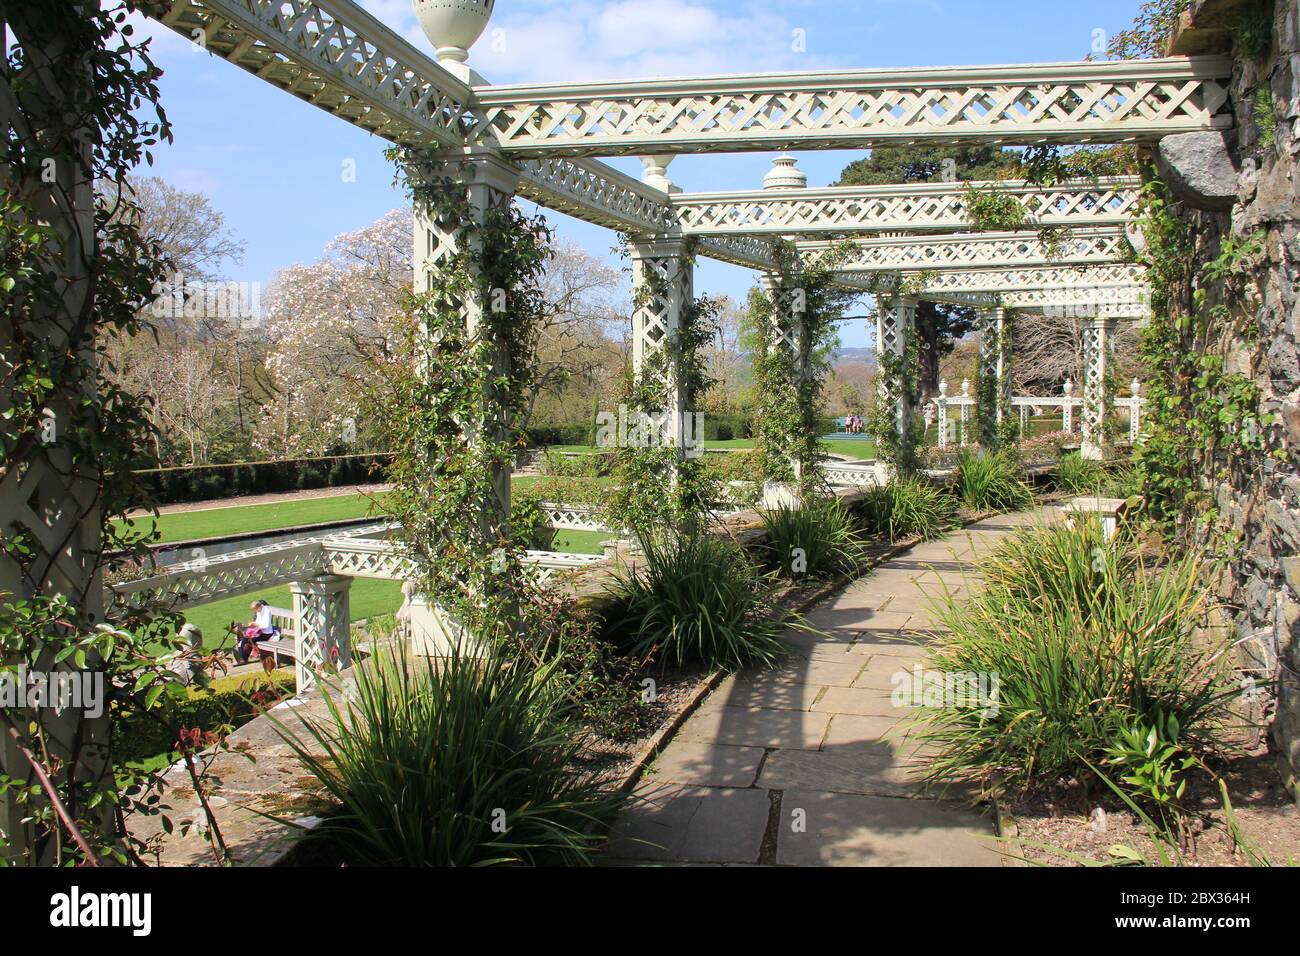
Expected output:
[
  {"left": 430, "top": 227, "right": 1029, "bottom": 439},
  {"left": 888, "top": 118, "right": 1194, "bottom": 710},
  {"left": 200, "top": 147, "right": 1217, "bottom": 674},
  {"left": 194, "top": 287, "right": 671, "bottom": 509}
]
[{"left": 836, "top": 347, "right": 876, "bottom": 368}]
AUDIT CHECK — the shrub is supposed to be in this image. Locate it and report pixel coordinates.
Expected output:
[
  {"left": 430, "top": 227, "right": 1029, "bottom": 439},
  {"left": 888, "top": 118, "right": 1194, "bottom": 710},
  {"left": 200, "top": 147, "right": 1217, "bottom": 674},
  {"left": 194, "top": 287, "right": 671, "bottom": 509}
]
[
  {"left": 917, "top": 520, "right": 1231, "bottom": 796},
  {"left": 955, "top": 449, "right": 1034, "bottom": 512},
  {"left": 760, "top": 498, "right": 871, "bottom": 580},
  {"left": 511, "top": 492, "right": 556, "bottom": 551},
  {"left": 855, "top": 477, "right": 958, "bottom": 542},
  {"left": 610, "top": 530, "right": 789, "bottom": 670},
  {"left": 278, "top": 642, "right": 621, "bottom": 866},
  {"left": 541, "top": 449, "right": 614, "bottom": 478}
]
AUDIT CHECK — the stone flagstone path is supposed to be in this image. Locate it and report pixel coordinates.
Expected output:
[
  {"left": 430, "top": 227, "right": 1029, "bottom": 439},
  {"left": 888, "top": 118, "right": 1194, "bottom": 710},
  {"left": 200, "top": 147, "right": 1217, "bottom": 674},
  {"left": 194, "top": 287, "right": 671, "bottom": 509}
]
[{"left": 603, "top": 507, "right": 1058, "bottom": 867}]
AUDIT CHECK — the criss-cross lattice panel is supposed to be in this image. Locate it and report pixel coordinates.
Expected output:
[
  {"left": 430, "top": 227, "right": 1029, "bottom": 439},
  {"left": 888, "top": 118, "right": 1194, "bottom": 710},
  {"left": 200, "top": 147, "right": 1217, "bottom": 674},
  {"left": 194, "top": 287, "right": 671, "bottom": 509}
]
[
  {"left": 539, "top": 503, "right": 613, "bottom": 533},
  {"left": 110, "top": 540, "right": 330, "bottom": 613},
  {"left": 472, "top": 58, "right": 1232, "bottom": 157},
  {"left": 675, "top": 177, "right": 1141, "bottom": 236},
  {"left": 5, "top": 452, "right": 102, "bottom": 604},
  {"left": 515, "top": 157, "right": 674, "bottom": 234},
  {"left": 803, "top": 228, "right": 1130, "bottom": 273},
  {"left": 1081, "top": 318, "right": 1115, "bottom": 444},
  {"left": 822, "top": 463, "right": 883, "bottom": 488},
  {"left": 522, "top": 551, "right": 605, "bottom": 587},
  {"left": 323, "top": 536, "right": 417, "bottom": 580},
  {"left": 145, "top": 0, "right": 475, "bottom": 150}
]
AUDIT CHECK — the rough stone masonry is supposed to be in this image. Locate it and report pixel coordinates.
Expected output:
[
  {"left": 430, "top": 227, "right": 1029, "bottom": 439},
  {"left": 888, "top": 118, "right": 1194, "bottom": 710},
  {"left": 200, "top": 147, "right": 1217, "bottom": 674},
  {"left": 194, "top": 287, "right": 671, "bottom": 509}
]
[{"left": 1165, "top": 0, "right": 1300, "bottom": 801}]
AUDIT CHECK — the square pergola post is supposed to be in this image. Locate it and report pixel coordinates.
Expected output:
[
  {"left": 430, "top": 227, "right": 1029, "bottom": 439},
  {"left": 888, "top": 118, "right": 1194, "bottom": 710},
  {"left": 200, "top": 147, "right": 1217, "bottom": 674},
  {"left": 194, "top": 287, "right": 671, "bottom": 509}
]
[
  {"left": 288, "top": 574, "right": 353, "bottom": 694},
  {"left": 760, "top": 272, "right": 809, "bottom": 480},
  {"left": 629, "top": 235, "right": 693, "bottom": 468},
  {"left": 876, "top": 295, "right": 917, "bottom": 467},
  {"left": 412, "top": 149, "right": 521, "bottom": 541},
  {"left": 1080, "top": 314, "right": 1117, "bottom": 461},
  {"left": 977, "top": 306, "right": 1011, "bottom": 447}
]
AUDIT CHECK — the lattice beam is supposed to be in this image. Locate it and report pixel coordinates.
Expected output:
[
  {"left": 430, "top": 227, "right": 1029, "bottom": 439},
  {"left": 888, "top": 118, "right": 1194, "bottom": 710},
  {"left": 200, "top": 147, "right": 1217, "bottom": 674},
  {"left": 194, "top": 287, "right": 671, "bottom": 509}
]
[
  {"left": 472, "top": 57, "right": 1233, "bottom": 157},
  {"left": 141, "top": 0, "right": 476, "bottom": 149},
  {"left": 801, "top": 227, "right": 1134, "bottom": 273},
  {"left": 675, "top": 177, "right": 1141, "bottom": 236}
]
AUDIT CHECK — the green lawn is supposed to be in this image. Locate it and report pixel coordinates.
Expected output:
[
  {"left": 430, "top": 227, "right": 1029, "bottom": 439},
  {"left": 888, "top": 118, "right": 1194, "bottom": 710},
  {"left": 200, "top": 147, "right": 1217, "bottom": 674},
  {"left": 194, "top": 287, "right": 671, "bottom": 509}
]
[
  {"left": 179, "top": 578, "right": 404, "bottom": 651},
  {"left": 546, "top": 529, "right": 608, "bottom": 555},
  {"left": 120, "top": 492, "right": 387, "bottom": 544}
]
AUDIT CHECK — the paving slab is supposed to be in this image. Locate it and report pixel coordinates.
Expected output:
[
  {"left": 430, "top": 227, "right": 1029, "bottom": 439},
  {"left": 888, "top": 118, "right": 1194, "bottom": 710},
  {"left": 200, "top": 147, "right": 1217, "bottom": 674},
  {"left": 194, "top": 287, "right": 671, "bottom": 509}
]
[
  {"left": 604, "top": 784, "right": 771, "bottom": 864},
  {"left": 743, "top": 657, "right": 867, "bottom": 688},
  {"left": 643, "top": 741, "right": 765, "bottom": 787},
  {"left": 811, "top": 685, "right": 910, "bottom": 718},
  {"left": 675, "top": 706, "right": 831, "bottom": 750},
  {"left": 758, "top": 746, "right": 922, "bottom": 797},
  {"left": 775, "top": 791, "right": 1000, "bottom": 866}
]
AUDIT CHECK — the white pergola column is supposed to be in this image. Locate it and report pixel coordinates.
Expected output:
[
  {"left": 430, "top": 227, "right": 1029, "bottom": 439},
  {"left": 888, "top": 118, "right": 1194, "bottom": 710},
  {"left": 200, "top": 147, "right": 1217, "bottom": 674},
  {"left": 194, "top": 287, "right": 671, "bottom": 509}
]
[
  {"left": 1080, "top": 314, "right": 1117, "bottom": 461},
  {"left": 977, "top": 306, "right": 1010, "bottom": 446},
  {"left": 760, "top": 272, "right": 808, "bottom": 480},
  {"left": 876, "top": 295, "right": 917, "bottom": 460},
  {"left": 412, "top": 150, "right": 521, "bottom": 536},
  {"left": 288, "top": 574, "right": 353, "bottom": 694},
  {"left": 629, "top": 235, "right": 694, "bottom": 465}
]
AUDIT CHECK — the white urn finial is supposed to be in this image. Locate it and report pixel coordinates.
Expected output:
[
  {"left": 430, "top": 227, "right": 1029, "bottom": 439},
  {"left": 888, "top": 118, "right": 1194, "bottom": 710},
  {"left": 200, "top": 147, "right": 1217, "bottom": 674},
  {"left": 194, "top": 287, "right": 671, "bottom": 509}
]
[
  {"left": 412, "top": 0, "right": 495, "bottom": 80},
  {"left": 961, "top": 378, "right": 970, "bottom": 397},
  {"left": 939, "top": 379, "right": 948, "bottom": 397},
  {"left": 763, "top": 155, "right": 807, "bottom": 190},
  {"left": 640, "top": 155, "right": 679, "bottom": 194}
]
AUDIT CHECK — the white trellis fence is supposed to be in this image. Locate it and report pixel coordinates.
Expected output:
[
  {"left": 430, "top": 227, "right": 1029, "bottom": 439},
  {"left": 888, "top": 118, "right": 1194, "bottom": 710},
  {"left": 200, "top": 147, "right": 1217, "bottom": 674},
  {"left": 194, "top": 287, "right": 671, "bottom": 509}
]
[{"left": 935, "top": 378, "right": 1144, "bottom": 448}]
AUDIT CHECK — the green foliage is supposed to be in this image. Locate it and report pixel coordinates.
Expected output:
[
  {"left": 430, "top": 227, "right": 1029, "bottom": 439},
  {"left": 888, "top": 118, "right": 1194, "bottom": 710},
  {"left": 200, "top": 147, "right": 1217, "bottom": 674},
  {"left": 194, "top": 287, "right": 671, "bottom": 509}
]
[
  {"left": 1106, "top": 0, "right": 1193, "bottom": 59},
  {"left": 113, "top": 672, "right": 294, "bottom": 766},
  {"left": 867, "top": 332, "right": 925, "bottom": 476},
  {"left": 749, "top": 240, "right": 857, "bottom": 489},
  {"left": 760, "top": 498, "right": 871, "bottom": 580},
  {"left": 963, "top": 185, "right": 1028, "bottom": 231},
  {"left": 1103, "top": 709, "right": 1197, "bottom": 823},
  {"left": 1054, "top": 452, "right": 1108, "bottom": 494},
  {"left": 605, "top": 239, "right": 723, "bottom": 533},
  {"left": 510, "top": 492, "right": 556, "bottom": 551},
  {"left": 836, "top": 144, "right": 1022, "bottom": 186},
  {"left": 610, "top": 530, "right": 789, "bottom": 671},
  {"left": 0, "top": 0, "right": 241, "bottom": 865},
  {"left": 1229, "top": 1, "right": 1275, "bottom": 61},
  {"left": 1253, "top": 87, "right": 1278, "bottom": 150},
  {"left": 954, "top": 450, "right": 1034, "bottom": 513},
  {"left": 918, "top": 520, "right": 1231, "bottom": 796},
  {"left": 855, "top": 478, "right": 958, "bottom": 543},
  {"left": 277, "top": 642, "right": 621, "bottom": 866},
  {"left": 541, "top": 449, "right": 615, "bottom": 478},
  {"left": 1133, "top": 177, "right": 1274, "bottom": 544}
]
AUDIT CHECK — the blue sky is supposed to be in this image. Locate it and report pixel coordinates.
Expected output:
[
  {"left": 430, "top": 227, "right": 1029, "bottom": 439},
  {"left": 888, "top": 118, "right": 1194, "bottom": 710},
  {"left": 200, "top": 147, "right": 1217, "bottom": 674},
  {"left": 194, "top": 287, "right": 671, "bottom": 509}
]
[{"left": 129, "top": 0, "right": 1146, "bottom": 348}]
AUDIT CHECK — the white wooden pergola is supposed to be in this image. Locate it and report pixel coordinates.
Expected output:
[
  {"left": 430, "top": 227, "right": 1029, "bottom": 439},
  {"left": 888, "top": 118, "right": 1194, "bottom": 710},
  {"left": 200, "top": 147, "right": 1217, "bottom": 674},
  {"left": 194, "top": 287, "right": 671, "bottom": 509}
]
[{"left": 113, "top": 0, "right": 1235, "bottom": 683}]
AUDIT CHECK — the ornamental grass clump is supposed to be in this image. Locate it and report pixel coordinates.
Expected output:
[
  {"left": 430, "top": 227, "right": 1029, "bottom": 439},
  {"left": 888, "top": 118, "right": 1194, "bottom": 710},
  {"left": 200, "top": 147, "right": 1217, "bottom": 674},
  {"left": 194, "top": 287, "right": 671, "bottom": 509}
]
[
  {"left": 611, "top": 529, "right": 789, "bottom": 670},
  {"left": 1053, "top": 451, "right": 1109, "bottom": 495},
  {"left": 917, "top": 519, "right": 1232, "bottom": 798},
  {"left": 276, "top": 641, "right": 621, "bottom": 866},
  {"left": 761, "top": 497, "right": 871, "bottom": 580},
  {"left": 955, "top": 449, "right": 1034, "bottom": 513},
  {"left": 855, "top": 477, "right": 958, "bottom": 543}
]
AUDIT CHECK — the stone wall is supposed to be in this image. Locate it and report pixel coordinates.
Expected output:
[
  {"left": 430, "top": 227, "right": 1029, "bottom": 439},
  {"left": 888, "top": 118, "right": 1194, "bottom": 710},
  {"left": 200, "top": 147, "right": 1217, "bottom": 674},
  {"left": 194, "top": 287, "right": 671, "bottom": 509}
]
[{"left": 1164, "top": 0, "right": 1300, "bottom": 800}]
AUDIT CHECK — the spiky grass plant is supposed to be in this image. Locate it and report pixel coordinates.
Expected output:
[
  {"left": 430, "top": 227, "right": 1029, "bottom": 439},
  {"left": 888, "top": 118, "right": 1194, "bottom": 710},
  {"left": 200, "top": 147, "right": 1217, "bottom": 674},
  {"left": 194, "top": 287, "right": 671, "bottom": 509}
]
[
  {"left": 955, "top": 449, "right": 1035, "bottom": 513},
  {"left": 275, "top": 641, "right": 621, "bottom": 866},
  {"left": 855, "top": 477, "right": 958, "bottom": 543},
  {"left": 611, "top": 529, "right": 789, "bottom": 670},
  {"left": 761, "top": 497, "right": 871, "bottom": 580},
  {"left": 1054, "top": 451, "right": 1109, "bottom": 495},
  {"left": 917, "top": 519, "right": 1232, "bottom": 797}
]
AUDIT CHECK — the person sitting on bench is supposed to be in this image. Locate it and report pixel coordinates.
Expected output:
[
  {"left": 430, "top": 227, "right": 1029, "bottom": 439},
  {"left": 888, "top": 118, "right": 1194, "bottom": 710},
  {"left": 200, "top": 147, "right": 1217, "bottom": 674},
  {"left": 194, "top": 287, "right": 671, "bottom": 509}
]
[{"left": 237, "top": 600, "right": 276, "bottom": 664}]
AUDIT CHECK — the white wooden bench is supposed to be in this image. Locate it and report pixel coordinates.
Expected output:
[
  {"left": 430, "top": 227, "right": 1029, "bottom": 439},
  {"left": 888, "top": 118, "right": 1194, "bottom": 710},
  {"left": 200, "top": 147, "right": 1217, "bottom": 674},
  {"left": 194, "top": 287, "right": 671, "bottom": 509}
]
[{"left": 253, "top": 605, "right": 296, "bottom": 670}]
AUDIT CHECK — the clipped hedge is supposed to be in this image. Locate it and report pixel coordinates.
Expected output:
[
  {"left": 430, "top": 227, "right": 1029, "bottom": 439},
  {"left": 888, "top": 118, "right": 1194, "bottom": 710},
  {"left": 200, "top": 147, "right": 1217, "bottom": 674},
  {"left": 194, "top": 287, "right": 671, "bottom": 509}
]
[{"left": 135, "top": 453, "right": 392, "bottom": 505}]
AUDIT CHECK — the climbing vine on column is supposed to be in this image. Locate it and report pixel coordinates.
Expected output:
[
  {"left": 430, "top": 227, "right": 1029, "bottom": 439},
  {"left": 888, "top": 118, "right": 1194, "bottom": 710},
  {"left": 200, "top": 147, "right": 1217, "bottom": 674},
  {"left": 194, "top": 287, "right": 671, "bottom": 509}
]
[
  {"left": 1132, "top": 174, "right": 1275, "bottom": 544},
  {"left": 605, "top": 236, "right": 722, "bottom": 535},
  {"left": 750, "top": 239, "right": 856, "bottom": 491}
]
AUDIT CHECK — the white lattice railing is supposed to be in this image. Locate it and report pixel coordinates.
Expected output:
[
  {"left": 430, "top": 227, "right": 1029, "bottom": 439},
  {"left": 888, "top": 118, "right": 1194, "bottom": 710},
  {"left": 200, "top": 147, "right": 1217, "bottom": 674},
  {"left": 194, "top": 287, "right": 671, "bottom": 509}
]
[
  {"left": 931, "top": 379, "right": 1145, "bottom": 448},
  {"left": 820, "top": 463, "right": 884, "bottom": 488},
  {"left": 538, "top": 502, "right": 614, "bottom": 534}
]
